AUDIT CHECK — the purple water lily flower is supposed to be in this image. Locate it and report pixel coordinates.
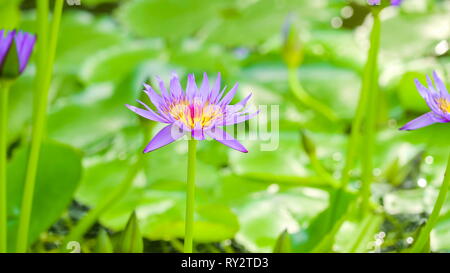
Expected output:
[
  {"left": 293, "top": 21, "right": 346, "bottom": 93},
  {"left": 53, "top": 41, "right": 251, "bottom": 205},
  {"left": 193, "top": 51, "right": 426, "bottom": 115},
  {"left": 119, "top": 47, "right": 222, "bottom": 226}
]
[
  {"left": 0, "top": 30, "right": 36, "bottom": 78},
  {"left": 400, "top": 72, "right": 450, "bottom": 131},
  {"left": 126, "top": 73, "right": 258, "bottom": 153},
  {"left": 368, "top": 0, "right": 403, "bottom": 6}
]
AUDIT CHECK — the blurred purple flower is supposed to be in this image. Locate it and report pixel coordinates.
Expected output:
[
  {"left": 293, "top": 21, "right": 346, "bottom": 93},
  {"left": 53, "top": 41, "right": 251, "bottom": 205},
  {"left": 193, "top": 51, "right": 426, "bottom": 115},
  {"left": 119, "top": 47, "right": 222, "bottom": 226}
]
[
  {"left": 0, "top": 30, "right": 36, "bottom": 78},
  {"left": 367, "top": 0, "right": 403, "bottom": 6},
  {"left": 390, "top": 0, "right": 403, "bottom": 5},
  {"left": 400, "top": 72, "right": 450, "bottom": 131},
  {"left": 126, "top": 73, "right": 258, "bottom": 153}
]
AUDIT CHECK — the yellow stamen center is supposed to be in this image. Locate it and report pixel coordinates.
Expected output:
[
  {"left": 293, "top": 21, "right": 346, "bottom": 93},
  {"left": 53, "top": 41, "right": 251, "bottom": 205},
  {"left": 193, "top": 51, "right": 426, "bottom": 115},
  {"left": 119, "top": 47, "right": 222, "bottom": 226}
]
[
  {"left": 168, "top": 98, "right": 223, "bottom": 129},
  {"left": 437, "top": 98, "right": 450, "bottom": 113}
]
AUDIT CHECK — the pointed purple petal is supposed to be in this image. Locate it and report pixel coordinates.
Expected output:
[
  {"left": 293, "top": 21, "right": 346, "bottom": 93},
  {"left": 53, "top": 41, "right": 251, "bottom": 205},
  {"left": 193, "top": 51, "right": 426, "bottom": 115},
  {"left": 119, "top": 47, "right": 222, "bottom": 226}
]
[
  {"left": 0, "top": 30, "right": 15, "bottom": 69},
  {"left": 433, "top": 71, "right": 448, "bottom": 96},
  {"left": 156, "top": 76, "right": 169, "bottom": 98},
  {"left": 15, "top": 31, "right": 36, "bottom": 73},
  {"left": 199, "top": 72, "right": 210, "bottom": 101},
  {"left": 186, "top": 73, "right": 198, "bottom": 100},
  {"left": 208, "top": 72, "right": 221, "bottom": 101},
  {"left": 206, "top": 127, "right": 248, "bottom": 153},
  {"left": 218, "top": 111, "right": 259, "bottom": 126},
  {"left": 143, "top": 124, "right": 184, "bottom": 153},
  {"left": 170, "top": 73, "right": 183, "bottom": 99},
  {"left": 236, "top": 93, "right": 252, "bottom": 108},
  {"left": 125, "top": 104, "right": 167, "bottom": 123},
  {"left": 219, "top": 83, "right": 238, "bottom": 106},
  {"left": 137, "top": 99, "right": 172, "bottom": 122},
  {"left": 426, "top": 75, "right": 437, "bottom": 93},
  {"left": 143, "top": 83, "right": 163, "bottom": 107},
  {"left": 400, "top": 112, "right": 447, "bottom": 131},
  {"left": 415, "top": 79, "right": 431, "bottom": 99},
  {"left": 213, "top": 86, "right": 226, "bottom": 104},
  {"left": 415, "top": 79, "right": 441, "bottom": 113}
]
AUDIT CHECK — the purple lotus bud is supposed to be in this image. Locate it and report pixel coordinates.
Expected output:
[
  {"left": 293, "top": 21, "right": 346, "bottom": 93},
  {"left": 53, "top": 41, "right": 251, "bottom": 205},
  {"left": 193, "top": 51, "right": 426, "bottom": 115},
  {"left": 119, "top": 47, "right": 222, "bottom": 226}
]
[{"left": 0, "top": 30, "right": 36, "bottom": 79}]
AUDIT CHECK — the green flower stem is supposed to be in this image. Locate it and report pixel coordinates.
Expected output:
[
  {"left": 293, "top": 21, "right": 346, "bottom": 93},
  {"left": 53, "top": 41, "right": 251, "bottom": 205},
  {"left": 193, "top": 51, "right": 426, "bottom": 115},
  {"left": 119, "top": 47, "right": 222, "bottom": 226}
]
[
  {"left": 339, "top": 85, "right": 368, "bottom": 188},
  {"left": 184, "top": 139, "right": 197, "bottom": 253},
  {"left": 360, "top": 11, "right": 381, "bottom": 213},
  {"left": 0, "top": 80, "right": 12, "bottom": 253},
  {"left": 287, "top": 68, "right": 338, "bottom": 122},
  {"left": 309, "top": 153, "right": 339, "bottom": 188},
  {"left": 16, "top": 0, "right": 64, "bottom": 253},
  {"left": 411, "top": 152, "right": 450, "bottom": 253}
]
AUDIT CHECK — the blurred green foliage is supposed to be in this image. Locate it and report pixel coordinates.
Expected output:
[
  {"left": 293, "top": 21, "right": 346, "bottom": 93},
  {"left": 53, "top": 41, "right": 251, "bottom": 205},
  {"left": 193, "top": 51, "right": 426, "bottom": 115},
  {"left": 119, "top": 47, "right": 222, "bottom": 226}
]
[{"left": 3, "top": 0, "right": 450, "bottom": 252}]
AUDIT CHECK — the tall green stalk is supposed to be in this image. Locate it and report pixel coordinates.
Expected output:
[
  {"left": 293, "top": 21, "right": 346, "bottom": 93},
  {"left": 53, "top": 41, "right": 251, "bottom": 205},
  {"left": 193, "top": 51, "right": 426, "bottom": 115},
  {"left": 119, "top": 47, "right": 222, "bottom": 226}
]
[
  {"left": 411, "top": 152, "right": 450, "bottom": 253},
  {"left": 360, "top": 11, "right": 381, "bottom": 213},
  {"left": 341, "top": 11, "right": 381, "bottom": 191},
  {"left": 316, "top": 10, "right": 382, "bottom": 249},
  {"left": 0, "top": 80, "right": 12, "bottom": 253},
  {"left": 184, "top": 139, "right": 197, "bottom": 253},
  {"left": 16, "top": 0, "right": 64, "bottom": 252}
]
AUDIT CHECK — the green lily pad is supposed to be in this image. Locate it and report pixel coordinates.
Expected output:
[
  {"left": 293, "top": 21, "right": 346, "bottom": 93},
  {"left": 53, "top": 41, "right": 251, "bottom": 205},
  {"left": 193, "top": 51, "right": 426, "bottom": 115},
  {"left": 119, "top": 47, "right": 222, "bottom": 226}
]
[{"left": 7, "top": 141, "right": 82, "bottom": 251}]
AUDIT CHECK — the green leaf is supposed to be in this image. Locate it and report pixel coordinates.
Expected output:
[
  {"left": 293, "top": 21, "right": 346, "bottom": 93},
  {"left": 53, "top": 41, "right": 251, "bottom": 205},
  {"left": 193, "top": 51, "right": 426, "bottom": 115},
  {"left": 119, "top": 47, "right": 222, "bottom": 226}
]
[
  {"left": 8, "top": 75, "right": 34, "bottom": 142},
  {"left": 55, "top": 11, "right": 125, "bottom": 75},
  {"left": 116, "top": 0, "right": 224, "bottom": 40},
  {"left": 230, "top": 133, "right": 309, "bottom": 178},
  {"left": 291, "top": 189, "right": 355, "bottom": 253},
  {"left": 140, "top": 204, "right": 239, "bottom": 242},
  {"left": 76, "top": 158, "right": 130, "bottom": 207},
  {"left": 208, "top": 0, "right": 286, "bottom": 46},
  {"left": 338, "top": 213, "right": 384, "bottom": 253},
  {"left": 48, "top": 65, "right": 147, "bottom": 149},
  {"left": 95, "top": 229, "right": 114, "bottom": 253},
  {"left": 87, "top": 139, "right": 240, "bottom": 243},
  {"left": 79, "top": 41, "right": 162, "bottom": 84},
  {"left": 273, "top": 229, "right": 292, "bottom": 253},
  {"left": 142, "top": 139, "right": 220, "bottom": 189},
  {"left": 7, "top": 141, "right": 82, "bottom": 251},
  {"left": 206, "top": 0, "right": 328, "bottom": 47},
  {"left": 241, "top": 63, "right": 360, "bottom": 126},
  {"left": 83, "top": 0, "right": 122, "bottom": 6},
  {"left": 0, "top": 0, "right": 21, "bottom": 29},
  {"left": 229, "top": 132, "right": 344, "bottom": 188},
  {"left": 100, "top": 185, "right": 240, "bottom": 243},
  {"left": 116, "top": 211, "right": 143, "bottom": 253},
  {"left": 380, "top": 13, "right": 450, "bottom": 59},
  {"left": 397, "top": 72, "right": 429, "bottom": 113},
  {"left": 233, "top": 185, "right": 328, "bottom": 252},
  {"left": 170, "top": 45, "right": 240, "bottom": 76}
]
